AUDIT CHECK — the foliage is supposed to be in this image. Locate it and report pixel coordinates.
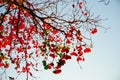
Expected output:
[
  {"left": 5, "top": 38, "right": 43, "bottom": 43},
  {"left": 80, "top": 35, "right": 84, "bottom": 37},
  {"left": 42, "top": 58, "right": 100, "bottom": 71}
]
[{"left": 0, "top": 0, "right": 104, "bottom": 80}]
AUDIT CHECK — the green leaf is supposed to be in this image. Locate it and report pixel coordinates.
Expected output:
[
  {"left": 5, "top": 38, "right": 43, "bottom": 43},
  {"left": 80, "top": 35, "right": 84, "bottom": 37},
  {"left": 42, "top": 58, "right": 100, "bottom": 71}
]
[
  {"left": 5, "top": 61, "right": 7, "bottom": 64},
  {"left": 57, "top": 53, "right": 62, "bottom": 58},
  {"left": 4, "top": 1, "right": 9, "bottom": 5},
  {"left": 46, "top": 30, "right": 50, "bottom": 33},
  {"left": 43, "top": 30, "right": 49, "bottom": 36},
  {"left": 18, "top": 64, "right": 20, "bottom": 68},
  {"left": 44, "top": 65, "right": 48, "bottom": 70},
  {"left": 5, "top": 57, "right": 8, "bottom": 60},
  {"left": 42, "top": 60, "right": 46, "bottom": 66},
  {"left": 42, "top": 41, "right": 47, "bottom": 45}
]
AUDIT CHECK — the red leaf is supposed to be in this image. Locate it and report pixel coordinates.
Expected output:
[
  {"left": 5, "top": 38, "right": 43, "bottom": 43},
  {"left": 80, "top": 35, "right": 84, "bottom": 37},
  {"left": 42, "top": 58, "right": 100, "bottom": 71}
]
[
  {"left": 27, "top": 46, "right": 31, "bottom": 49},
  {"left": 77, "top": 35, "right": 82, "bottom": 42},
  {"left": 26, "top": 63, "right": 30, "bottom": 67},
  {"left": 40, "top": 32, "right": 45, "bottom": 37},
  {"left": 55, "top": 65, "right": 61, "bottom": 69},
  {"left": 17, "top": 71, "right": 20, "bottom": 73},
  {"left": 0, "top": 63, "right": 4, "bottom": 67},
  {"left": 19, "top": 22, "right": 25, "bottom": 30},
  {"left": 61, "top": 47, "right": 69, "bottom": 53},
  {"left": 70, "top": 52, "right": 78, "bottom": 56},
  {"left": 53, "top": 69, "right": 61, "bottom": 74},
  {"left": 43, "top": 23, "right": 51, "bottom": 30},
  {"left": 79, "top": 5, "right": 82, "bottom": 9},
  {"left": 79, "top": 2, "right": 83, "bottom": 5},
  {"left": 48, "top": 35, "right": 54, "bottom": 42},
  {"left": 66, "top": 39, "right": 71, "bottom": 44},
  {"left": 78, "top": 51, "right": 83, "bottom": 56},
  {"left": 24, "top": 11, "right": 30, "bottom": 17},
  {"left": 0, "top": 25, "right": 4, "bottom": 31},
  {"left": 79, "top": 2, "right": 83, "bottom": 9},
  {"left": 5, "top": 63, "right": 9, "bottom": 68},
  {"left": 91, "top": 28, "right": 97, "bottom": 34},
  {"left": 62, "top": 55, "right": 71, "bottom": 60},
  {"left": 58, "top": 59, "right": 66, "bottom": 66},
  {"left": 56, "top": 36, "right": 61, "bottom": 42},
  {"left": 48, "top": 64, "right": 52, "bottom": 69},
  {"left": 50, "top": 62, "right": 54, "bottom": 66},
  {"left": 49, "top": 53, "right": 55, "bottom": 58},
  {"left": 29, "top": 72, "right": 32, "bottom": 76},
  {"left": 76, "top": 45, "right": 82, "bottom": 51},
  {"left": 52, "top": 29, "right": 59, "bottom": 34},
  {"left": 36, "top": 69, "right": 38, "bottom": 71},
  {"left": 22, "top": 67, "right": 26, "bottom": 73},
  {"left": 70, "top": 26, "right": 75, "bottom": 32},
  {"left": 77, "top": 56, "right": 83, "bottom": 61},
  {"left": 84, "top": 48, "right": 91, "bottom": 53},
  {"left": 84, "top": 12, "right": 88, "bottom": 16},
  {"left": 66, "top": 32, "right": 73, "bottom": 38},
  {"left": 16, "top": 47, "right": 21, "bottom": 53}
]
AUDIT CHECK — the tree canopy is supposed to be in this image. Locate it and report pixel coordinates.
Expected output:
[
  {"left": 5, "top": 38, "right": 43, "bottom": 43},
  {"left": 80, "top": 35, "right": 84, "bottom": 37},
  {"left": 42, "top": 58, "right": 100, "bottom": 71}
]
[{"left": 0, "top": 0, "right": 107, "bottom": 80}]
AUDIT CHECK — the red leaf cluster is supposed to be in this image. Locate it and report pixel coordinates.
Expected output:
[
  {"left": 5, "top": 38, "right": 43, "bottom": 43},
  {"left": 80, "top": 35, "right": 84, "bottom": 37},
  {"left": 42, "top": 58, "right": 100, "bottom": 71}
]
[
  {"left": 91, "top": 28, "right": 97, "bottom": 34},
  {"left": 0, "top": 0, "right": 99, "bottom": 77},
  {"left": 53, "top": 69, "right": 61, "bottom": 74},
  {"left": 84, "top": 48, "right": 91, "bottom": 53}
]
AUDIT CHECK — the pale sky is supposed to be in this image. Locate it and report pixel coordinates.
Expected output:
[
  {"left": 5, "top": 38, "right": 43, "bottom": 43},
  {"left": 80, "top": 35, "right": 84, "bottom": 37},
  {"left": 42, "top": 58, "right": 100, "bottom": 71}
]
[
  {"left": 38, "top": 0, "right": 120, "bottom": 80},
  {"left": 1, "top": 0, "right": 120, "bottom": 80}
]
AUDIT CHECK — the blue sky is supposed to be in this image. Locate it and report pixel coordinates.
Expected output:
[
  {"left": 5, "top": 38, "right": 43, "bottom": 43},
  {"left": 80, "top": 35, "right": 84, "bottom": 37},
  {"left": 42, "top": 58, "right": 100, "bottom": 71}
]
[{"left": 38, "top": 0, "right": 120, "bottom": 80}]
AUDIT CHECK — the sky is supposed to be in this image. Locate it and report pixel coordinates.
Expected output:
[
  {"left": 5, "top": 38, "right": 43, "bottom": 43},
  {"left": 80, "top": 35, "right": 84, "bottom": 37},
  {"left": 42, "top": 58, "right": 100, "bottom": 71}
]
[
  {"left": 38, "top": 0, "right": 120, "bottom": 80},
  {"left": 1, "top": 0, "right": 120, "bottom": 80}
]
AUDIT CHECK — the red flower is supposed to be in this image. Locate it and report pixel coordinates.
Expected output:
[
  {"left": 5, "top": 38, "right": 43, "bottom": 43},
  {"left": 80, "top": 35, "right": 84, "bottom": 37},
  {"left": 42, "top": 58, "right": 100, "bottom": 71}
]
[{"left": 84, "top": 48, "right": 91, "bottom": 53}]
